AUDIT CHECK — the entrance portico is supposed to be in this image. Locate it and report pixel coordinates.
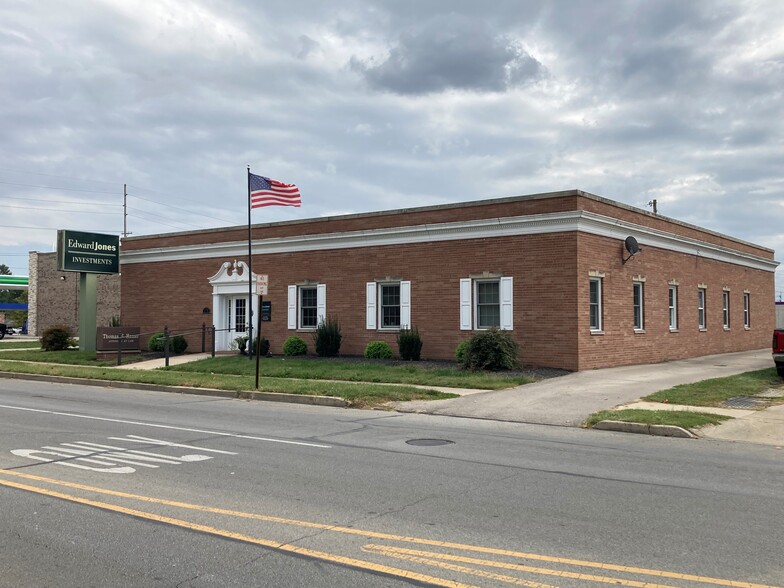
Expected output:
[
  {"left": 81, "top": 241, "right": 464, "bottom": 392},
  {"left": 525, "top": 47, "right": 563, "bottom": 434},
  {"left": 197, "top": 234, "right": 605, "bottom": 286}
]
[{"left": 208, "top": 261, "right": 258, "bottom": 351}]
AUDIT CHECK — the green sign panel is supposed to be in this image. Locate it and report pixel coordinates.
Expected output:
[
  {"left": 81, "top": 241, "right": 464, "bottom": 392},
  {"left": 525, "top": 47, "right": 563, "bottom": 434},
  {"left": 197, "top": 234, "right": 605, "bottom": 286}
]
[{"left": 57, "top": 230, "right": 120, "bottom": 274}]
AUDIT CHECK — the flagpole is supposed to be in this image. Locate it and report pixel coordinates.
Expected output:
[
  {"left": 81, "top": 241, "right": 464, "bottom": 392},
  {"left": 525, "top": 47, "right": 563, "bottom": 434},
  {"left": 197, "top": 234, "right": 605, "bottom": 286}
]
[{"left": 247, "top": 166, "right": 253, "bottom": 361}]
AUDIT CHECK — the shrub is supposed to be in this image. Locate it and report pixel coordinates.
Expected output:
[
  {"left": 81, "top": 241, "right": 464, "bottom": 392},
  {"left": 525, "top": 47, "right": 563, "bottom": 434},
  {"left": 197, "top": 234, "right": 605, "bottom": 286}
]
[
  {"left": 462, "top": 328, "right": 519, "bottom": 371},
  {"left": 283, "top": 336, "right": 308, "bottom": 356},
  {"left": 148, "top": 332, "right": 188, "bottom": 354},
  {"left": 455, "top": 339, "right": 470, "bottom": 363},
  {"left": 397, "top": 327, "right": 423, "bottom": 361},
  {"left": 40, "top": 324, "right": 73, "bottom": 351},
  {"left": 314, "top": 317, "right": 342, "bottom": 357},
  {"left": 250, "top": 337, "right": 271, "bottom": 357},
  {"left": 365, "top": 341, "right": 393, "bottom": 359},
  {"left": 148, "top": 332, "right": 165, "bottom": 352}
]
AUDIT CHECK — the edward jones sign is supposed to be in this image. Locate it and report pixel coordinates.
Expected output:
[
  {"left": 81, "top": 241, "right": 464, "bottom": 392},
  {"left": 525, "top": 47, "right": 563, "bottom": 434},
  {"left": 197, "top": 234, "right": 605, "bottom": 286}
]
[{"left": 57, "top": 230, "right": 120, "bottom": 274}]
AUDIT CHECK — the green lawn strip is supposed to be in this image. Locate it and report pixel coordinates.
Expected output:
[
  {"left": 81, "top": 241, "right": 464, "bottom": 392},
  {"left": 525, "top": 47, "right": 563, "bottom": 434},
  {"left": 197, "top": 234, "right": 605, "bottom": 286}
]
[
  {"left": 0, "top": 349, "right": 150, "bottom": 366},
  {"left": 0, "top": 349, "right": 121, "bottom": 366},
  {"left": 0, "top": 341, "right": 41, "bottom": 350},
  {"left": 643, "top": 368, "right": 784, "bottom": 407},
  {"left": 584, "top": 409, "right": 731, "bottom": 429},
  {"left": 0, "top": 360, "right": 456, "bottom": 408},
  {"left": 166, "top": 356, "right": 530, "bottom": 389}
]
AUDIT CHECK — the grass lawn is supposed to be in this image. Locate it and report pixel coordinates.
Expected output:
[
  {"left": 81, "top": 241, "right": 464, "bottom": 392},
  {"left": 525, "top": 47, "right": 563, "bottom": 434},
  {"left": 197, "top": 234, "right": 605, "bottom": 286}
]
[
  {"left": 0, "top": 359, "right": 458, "bottom": 408},
  {"left": 643, "top": 368, "right": 784, "bottom": 406},
  {"left": 584, "top": 409, "right": 731, "bottom": 429},
  {"left": 0, "top": 341, "right": 41, "bottom": 350},
  {"left": 0, "top": 348, "right": 141, "bottom": 366},
  {"left": 166, "top": 355, "right": 532, "bottom": 389},
  {"left": 0, "top": 349, "right": 531, "bottom": 407}
]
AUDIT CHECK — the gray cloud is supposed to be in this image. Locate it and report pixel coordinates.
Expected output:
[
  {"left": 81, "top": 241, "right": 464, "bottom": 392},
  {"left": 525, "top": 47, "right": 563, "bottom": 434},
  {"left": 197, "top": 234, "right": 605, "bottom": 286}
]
[{"left": 351, "top": 13, "right": 543, "bottom": 94}]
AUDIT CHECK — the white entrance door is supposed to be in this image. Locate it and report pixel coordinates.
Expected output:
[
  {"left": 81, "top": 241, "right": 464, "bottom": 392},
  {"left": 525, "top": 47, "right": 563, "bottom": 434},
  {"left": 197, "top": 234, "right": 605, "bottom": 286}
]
[{"left": 227, "top": 296, "right": 248, "bottom": 346}]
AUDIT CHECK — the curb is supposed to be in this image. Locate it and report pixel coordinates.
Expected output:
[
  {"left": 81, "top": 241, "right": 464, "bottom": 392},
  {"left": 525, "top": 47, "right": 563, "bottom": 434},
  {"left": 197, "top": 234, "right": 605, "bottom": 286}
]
[
  {"left": 593, "top": 420, "right": 696, "bottom": 439},
  {"left": 0, "top": 371, "right": 349, "bottom": 408}
]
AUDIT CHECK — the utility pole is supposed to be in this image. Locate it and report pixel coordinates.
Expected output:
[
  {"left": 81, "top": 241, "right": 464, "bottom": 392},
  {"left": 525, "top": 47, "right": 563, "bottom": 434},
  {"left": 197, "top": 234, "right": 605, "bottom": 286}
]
[{"left": 123, "top": 184, "right": 132, "bottom": 238}]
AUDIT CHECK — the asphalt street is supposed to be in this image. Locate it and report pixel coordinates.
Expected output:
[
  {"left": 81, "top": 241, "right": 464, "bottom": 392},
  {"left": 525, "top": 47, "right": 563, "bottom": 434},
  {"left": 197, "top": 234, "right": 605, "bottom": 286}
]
[{"left": 1, "top": 378, "right": 782, "bottom": 587}]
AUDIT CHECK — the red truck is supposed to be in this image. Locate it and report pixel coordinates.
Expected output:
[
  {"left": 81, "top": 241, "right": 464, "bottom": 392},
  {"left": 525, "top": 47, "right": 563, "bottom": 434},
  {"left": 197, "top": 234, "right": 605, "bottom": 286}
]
[{"left": 773, "top": 329, "right": 784, "bottom": 376}]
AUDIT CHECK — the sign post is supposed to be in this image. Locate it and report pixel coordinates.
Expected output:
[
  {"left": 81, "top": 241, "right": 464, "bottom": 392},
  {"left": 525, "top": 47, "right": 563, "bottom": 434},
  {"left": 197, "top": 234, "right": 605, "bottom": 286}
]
[
  {"left": 255, "top": 275, "right": 269, "bottom": 389},
  {"left": 57, "top": 230, "right": 120, "bottom": 352}
]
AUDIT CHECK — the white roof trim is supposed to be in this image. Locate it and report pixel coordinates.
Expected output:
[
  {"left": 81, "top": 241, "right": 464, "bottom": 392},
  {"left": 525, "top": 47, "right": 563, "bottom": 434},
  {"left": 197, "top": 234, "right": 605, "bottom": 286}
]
[{"left": 121, "top": 210, "right": 779, "bottom": 273}]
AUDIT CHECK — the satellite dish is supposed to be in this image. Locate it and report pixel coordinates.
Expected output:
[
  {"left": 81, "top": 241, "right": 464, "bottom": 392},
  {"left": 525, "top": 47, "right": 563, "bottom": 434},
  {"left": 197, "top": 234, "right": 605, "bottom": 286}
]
[
  {"left": 625, "top": 236, "right": 640, "bottom": 255},
  {"left": 622, "top": 236, "right": 641, "bottom": 264}
]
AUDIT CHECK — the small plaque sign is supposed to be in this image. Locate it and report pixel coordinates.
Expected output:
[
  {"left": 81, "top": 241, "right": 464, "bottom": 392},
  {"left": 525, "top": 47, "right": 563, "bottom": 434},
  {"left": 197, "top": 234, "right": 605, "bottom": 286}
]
[{"left": 96, "top": 327, "right": 140, "bottom": 352}]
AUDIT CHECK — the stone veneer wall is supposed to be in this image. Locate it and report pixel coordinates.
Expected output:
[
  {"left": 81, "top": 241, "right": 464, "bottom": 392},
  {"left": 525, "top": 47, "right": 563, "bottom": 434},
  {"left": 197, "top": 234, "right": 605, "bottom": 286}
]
[{"left": 28, "top": 252, "right": 121, "bottom": 337}]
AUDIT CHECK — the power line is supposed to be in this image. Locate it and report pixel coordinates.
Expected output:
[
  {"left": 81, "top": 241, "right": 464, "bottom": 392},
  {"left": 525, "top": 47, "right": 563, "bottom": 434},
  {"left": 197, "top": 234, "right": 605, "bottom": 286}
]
[
  {"left": 126, "top": 213, "right": 200, "bottom": 232},
  {"left": 0, "top": 194, "right": 122, "bottom": 206},
  {"left": 0, "top": 166, "right": 121, "bottom": 187},
  {"left": 1, "top": 203, "right": 118, "bottom": 214},
  {"left": 0, "top": 223, "right": 121, "bottom": 232},
  {"left": 0, "top": 180, "right": 118, "bottom": 195},
  {"left": 129, "top": 192, "right": 237, "bottom": 225}
]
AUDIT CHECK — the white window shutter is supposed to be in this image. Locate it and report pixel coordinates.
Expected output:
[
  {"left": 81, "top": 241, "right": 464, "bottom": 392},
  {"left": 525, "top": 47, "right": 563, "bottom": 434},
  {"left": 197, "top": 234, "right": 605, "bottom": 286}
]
[
  {"left": 460, "top": 278, "right": 472, "bottom": 330},
  {"left": 287, "top": 285, "right": 297, "bottom": 330},
  {"left": 500, "top": 276, "right": 513, "bottom": 330},
  {"left": 400, "top": 281, "right": 411, "bottom": 328},
  {"left": 366, "top": 282, "right": 377, "bottom": 330},
  {"left": 317, "top": 283, "right": 327, "bottom": 325}
]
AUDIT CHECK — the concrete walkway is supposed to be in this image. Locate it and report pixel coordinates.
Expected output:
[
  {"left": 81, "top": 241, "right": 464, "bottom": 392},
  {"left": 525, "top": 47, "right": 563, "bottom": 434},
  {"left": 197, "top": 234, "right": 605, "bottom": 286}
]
[{"left": 390, "top": 349, "right": 784, "bottom": 446}]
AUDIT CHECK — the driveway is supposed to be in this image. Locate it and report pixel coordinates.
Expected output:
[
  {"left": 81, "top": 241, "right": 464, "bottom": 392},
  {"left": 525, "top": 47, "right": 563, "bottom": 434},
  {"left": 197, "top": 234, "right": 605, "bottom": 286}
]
[{"left": 391, "top": 349, "right": 774, "bottom": 428}]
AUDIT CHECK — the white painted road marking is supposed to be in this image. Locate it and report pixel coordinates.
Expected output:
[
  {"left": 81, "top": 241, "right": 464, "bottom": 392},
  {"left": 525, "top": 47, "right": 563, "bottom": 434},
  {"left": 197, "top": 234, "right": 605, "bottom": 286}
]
[
  {"left": 10, "top": 435, "right": 239, "bottom": 474},
  {"left": 0, "top": 403, "right": 331, "bottom": 448}
]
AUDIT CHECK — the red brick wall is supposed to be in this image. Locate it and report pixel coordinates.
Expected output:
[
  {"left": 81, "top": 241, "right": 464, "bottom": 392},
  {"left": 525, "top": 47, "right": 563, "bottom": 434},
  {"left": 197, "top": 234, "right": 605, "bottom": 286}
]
[
  {"left": 121, "top": 233, "right": 583, "bottom": 368},
  {"left": 575, "top": 232, "right": 773, "bottom": 370}
]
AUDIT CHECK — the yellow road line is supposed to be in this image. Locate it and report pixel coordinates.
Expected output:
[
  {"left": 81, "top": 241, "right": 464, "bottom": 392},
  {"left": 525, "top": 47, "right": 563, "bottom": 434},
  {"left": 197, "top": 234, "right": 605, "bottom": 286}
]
[
  {"left": 363, "top": 547, "right": 557, "bottom": 588},
  {"left": 0, "top": 469, "right": 778, "bottom": 588},
  {"left": 0, "top": 476, "right": 478, "bottom": 588},
  {"left": 364, "top": 545, "right": 677, "bottom": 588}
]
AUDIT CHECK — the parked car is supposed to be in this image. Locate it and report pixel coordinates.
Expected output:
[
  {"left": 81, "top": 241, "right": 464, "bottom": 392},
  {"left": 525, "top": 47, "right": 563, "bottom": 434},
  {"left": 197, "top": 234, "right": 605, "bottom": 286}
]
[
  {"left": 773, "top": 329, "right": 784, "bottom": 377},
  {"left": 0, "top": 323, "right": 6, "bottom": 340}
]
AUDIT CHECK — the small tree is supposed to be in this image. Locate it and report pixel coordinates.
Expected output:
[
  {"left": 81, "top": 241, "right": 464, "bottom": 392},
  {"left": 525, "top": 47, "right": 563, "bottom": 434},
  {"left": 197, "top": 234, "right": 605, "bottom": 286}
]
[
  {"left": 397, "top": 327, "right": 423, "bottom": 361},
  {"left": 313, "top": 317, "right": 342, "bottom": 357}
]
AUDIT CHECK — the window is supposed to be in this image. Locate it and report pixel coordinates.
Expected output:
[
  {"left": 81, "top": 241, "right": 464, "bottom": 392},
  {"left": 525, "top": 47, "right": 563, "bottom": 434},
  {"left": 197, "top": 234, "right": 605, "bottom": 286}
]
[
  {"left": 366, "top": 281, "right": 410, "bottom": 330},
  {"left": 589, "top": 278, "right": 602, "bottom": 331},
  {"left": 380, "top": 284, "right": 401, "bottom": 328},
  {"left": 459, "top": 277, "right": 513, "bottom": 330},
  {"left": 476, "top": 281, "right": 501, "bottom": 329},
  {"left": 233, "top": 298, "right": 246, "bottom": 332},
  {"left": 743, "top": 292, "right": 750, "bottom": 328},
  {"left": 300, "top": 287, "right": 318, "bottom": 329},
  {"left": 698, "top": 288, "right": 706, "bottom": 330},
  {"left": 668, "top": 285, "right": 678, "bottom": 330},
  {"left": 287, "top": 284, "right": 326, "bottom": 329},
  {"left": 633, "top": 282, "right": 644, "bottom": 330},
  {"left": 723, "top": 290, "right": 730, "bottom": 329}
]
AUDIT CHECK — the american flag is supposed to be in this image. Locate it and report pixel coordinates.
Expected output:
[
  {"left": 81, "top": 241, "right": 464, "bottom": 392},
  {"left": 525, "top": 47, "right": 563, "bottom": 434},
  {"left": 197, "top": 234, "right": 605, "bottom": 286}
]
[{"left": 249, "top": 173, "right": 301, "bottom": 208}]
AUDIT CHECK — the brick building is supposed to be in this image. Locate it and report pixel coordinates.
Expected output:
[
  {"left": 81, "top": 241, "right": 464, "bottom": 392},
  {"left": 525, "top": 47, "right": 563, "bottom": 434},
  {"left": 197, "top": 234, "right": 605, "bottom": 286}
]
[
  {"left": 28, "top": 252, "right": 121, "bottom": 337},
  {"left": 119, "top": 190, "right": 777, "bottom": 371}
]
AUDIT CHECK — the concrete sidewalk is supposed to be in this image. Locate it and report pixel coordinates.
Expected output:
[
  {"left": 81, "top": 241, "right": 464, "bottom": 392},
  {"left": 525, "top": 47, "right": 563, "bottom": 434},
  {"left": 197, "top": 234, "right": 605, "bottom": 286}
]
[
  {"left": 117, "top": 352, "right": 214, "bottom": 370},
  {"left": 390, "top": 349, "right": 784, "bottom": 446}
]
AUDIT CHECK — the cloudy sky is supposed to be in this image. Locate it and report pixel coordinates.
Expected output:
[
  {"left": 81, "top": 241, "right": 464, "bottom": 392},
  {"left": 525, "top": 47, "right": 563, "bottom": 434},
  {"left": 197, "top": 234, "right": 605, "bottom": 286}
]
[{"left": 2, "top": 0, "right": 783, "bottom": 293}]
